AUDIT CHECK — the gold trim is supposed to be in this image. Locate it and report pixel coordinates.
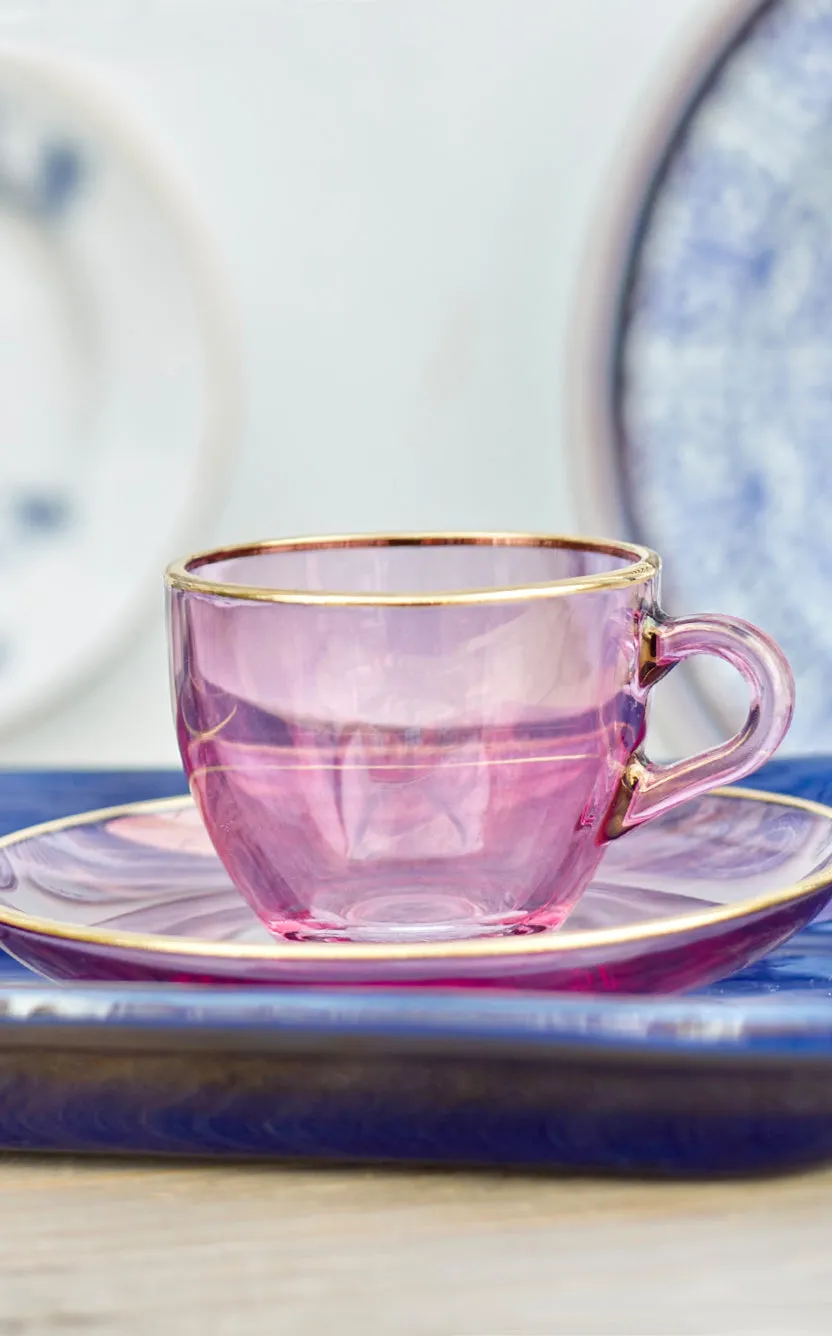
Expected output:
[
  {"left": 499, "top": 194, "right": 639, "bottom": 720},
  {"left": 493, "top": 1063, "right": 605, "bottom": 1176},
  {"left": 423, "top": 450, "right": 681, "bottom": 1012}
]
[
  {"left": 164, "top": 532, "right": 660, "bottom": 607},
  {"left": 603, "top": 759, "right": 644, "bottom": 841},
  {"left": 0, "top": 788, "right": 829, "bottom": 963}
]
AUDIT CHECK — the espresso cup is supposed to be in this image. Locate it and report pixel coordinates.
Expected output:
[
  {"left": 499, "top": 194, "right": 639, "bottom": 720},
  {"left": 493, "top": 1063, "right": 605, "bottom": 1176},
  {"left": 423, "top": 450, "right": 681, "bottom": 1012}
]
[{"left": 165, "top": 533, "right": 793, "bottom": 943}]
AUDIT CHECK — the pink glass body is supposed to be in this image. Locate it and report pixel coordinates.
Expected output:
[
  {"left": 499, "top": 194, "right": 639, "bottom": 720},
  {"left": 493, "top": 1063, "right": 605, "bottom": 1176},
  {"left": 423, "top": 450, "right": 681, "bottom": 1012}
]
[{"left": 166, "top": 536, "right": 794, "bottom": 943}]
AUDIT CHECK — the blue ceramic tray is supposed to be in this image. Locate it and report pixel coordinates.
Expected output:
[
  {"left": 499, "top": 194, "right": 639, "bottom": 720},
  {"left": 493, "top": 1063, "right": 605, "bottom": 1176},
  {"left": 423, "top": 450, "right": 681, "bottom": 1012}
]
[{"left": 1, "top": 760, "right": 832, "bottom": 1174}]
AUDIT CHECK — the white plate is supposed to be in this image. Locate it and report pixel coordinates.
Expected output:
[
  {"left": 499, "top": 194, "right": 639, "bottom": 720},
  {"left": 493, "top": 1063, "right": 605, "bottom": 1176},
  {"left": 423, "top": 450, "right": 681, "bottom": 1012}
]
[
  {"left": 0, "top": 49, "right": 237, "bottom": 733},
  {"left": 572, "top": 0, "right": 832, "bottom": 756}
]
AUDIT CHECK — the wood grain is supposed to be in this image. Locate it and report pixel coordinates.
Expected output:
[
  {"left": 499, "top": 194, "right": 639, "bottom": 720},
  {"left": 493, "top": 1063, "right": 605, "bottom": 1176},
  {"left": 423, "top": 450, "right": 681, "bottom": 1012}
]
[{"left": 1, "top": 1157, "right": 831, "bottom": 1334}]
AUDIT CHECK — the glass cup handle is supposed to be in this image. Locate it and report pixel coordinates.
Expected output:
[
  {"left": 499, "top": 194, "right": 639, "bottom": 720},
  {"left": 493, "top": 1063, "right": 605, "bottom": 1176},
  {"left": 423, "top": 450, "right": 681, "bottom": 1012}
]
[{"left": 605, "top": 613, "right": 795, "bottom": 838}]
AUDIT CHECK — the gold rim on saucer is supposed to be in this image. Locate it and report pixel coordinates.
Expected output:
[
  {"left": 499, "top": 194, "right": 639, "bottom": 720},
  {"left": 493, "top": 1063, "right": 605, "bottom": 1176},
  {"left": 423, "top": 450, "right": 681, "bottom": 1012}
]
[{"left": 0, "top": 787, "right": 828, "bottom": 962}]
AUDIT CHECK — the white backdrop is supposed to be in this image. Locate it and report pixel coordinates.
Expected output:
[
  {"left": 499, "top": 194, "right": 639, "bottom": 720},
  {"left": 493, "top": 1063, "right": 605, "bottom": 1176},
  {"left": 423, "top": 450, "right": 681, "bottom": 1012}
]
[{"left": 0, "top": 0, "right": 731, "bottom": 765}]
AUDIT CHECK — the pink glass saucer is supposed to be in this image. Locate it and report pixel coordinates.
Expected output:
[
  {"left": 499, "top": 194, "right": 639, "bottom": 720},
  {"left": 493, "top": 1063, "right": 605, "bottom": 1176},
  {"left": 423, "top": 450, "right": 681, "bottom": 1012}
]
[{"left": 0, "top": 786, "right": 830, "bottom": 993}]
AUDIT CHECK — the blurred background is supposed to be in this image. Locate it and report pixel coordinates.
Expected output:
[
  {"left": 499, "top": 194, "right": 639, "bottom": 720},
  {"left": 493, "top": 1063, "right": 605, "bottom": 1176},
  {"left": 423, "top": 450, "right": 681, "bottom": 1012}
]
[{"left": 0, "top": 0, "right": 796, "bottom": 765}]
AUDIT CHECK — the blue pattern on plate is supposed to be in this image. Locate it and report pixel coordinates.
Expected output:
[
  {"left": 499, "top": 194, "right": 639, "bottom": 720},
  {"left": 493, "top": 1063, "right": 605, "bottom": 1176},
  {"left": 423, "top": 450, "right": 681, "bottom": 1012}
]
[
  {"left": 617, "top": 0, "right": 832, "bottom": 751},
  {"left": 38, "top": 142, "right": 85, "bottom": 217},
  {"left": 13, "top": 491, "right": 72, "bottom": 535},
  {"left": 0, "top": 133, "right": 85, "bottom": 220}
]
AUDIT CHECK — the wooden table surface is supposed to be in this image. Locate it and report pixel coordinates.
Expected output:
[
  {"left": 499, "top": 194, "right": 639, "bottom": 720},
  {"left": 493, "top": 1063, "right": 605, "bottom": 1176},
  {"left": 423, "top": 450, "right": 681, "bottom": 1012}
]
[{"left": 1, "top": 1155, "right": 831, "bottom": 1335}]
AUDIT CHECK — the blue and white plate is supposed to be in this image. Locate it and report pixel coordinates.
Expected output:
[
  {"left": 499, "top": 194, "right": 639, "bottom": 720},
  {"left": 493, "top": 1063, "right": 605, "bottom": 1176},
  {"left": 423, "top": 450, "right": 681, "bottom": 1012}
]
[
  {"left": 575, "top": 0, "right": 832, "bottom": 755},
  {"left": 0, "top": 51, "right": 237, "bottom": 733}
]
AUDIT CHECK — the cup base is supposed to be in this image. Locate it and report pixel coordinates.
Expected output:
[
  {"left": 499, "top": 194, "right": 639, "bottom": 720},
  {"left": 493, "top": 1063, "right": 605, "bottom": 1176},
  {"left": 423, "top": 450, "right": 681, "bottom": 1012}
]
[{"left": 263, "top": 889, "right": 571, "bottom": 944}]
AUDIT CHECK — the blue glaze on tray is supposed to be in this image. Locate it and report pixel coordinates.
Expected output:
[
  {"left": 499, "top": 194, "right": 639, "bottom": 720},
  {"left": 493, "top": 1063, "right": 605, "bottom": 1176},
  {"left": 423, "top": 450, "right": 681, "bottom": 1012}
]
[{"left": 0, "top": 760, "right": 831, "bottom": 1173}]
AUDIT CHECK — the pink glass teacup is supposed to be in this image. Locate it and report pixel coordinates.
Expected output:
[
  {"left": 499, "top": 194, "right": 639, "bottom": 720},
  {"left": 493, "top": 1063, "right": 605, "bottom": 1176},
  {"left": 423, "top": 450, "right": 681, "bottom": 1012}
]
[{"left": 166, "top": 533, "right": 793, "bottom": 943}]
